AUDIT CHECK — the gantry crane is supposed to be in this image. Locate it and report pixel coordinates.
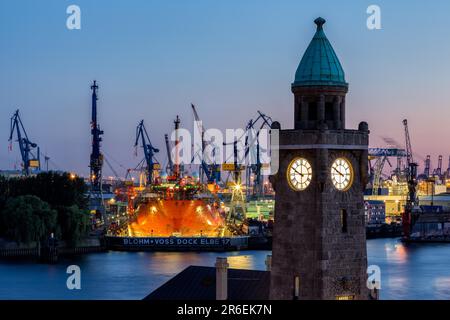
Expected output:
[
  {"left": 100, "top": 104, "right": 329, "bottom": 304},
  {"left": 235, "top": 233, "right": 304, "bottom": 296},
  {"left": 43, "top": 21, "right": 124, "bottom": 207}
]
[
  {"left": 402, "top": 119, "right": 418, "bottom": 239},
  {"left": 368, "top": 148, "right": 406, "bottom": 195},
  {"left": 8, "top": 109, "right": 40, "bottom": 175},
  {"left": 134, "top": 120, "right": 159, "bottom": 186},
  {"left": 433, "top": 155, "right": 443, "bottom": 179}
]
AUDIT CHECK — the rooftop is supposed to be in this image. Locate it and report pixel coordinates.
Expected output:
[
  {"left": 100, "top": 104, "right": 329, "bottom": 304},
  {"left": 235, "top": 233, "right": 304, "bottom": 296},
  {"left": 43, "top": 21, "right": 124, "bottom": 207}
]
[
  {"left": 293, "top": 17, "right": 347, "bottom": 88},
  {"left": 144, "top": 266, "right": 270, "bottom": 300}
]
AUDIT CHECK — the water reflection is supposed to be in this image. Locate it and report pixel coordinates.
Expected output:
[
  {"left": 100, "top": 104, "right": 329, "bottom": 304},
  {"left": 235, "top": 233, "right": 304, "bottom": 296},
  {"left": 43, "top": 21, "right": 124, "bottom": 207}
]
[
  {"left": 384, "top": 241, "right": 408, "bottom": 264},
  {"left": 1, "top": 239, "right": 450, "bottom": 299},
  {"left": 227, "top": 255, "right": 257, "bottom": 270},
  {"left": 369, "top": 239, "right": 450, "bottom": 300},
  {"left": 433, "top": 277, "right": 450, "bottom": 299}
]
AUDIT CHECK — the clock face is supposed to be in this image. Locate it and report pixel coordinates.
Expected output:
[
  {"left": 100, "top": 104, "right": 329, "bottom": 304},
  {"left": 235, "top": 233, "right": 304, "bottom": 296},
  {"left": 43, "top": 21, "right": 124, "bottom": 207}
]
[
  {"left": 287, "top": 157, "right": 312, "bottom": 191},
  {"left": 331, "top": 158, "right": 353, "bottom": 191}
]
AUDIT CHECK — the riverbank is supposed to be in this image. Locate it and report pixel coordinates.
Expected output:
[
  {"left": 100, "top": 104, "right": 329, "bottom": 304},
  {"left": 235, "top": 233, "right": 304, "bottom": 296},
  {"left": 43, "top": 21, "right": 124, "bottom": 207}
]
[
  {"left": 0, "top": 237, "right": 106, "bottom": 260},
  {"left": 366, "top": 223, "right": 402, "bottom": 239}
]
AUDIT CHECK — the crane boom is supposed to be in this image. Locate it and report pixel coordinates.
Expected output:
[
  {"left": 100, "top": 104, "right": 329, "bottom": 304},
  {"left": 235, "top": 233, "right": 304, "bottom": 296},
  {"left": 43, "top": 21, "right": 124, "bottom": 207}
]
[
  {"left": 403, "top": 119, "right": 414, "bottom": 165},
  {"left": 402, "top": 119, "right": 418, "bottom": 239},
  {"left": 135, "top": 120, "right": 159, "bottom": 186},
  {"left": 8, "top": 109, "right": 40, "bottom": 175},
  {"left": 164, "top": 134, "right": 173, "bottom": 175}
]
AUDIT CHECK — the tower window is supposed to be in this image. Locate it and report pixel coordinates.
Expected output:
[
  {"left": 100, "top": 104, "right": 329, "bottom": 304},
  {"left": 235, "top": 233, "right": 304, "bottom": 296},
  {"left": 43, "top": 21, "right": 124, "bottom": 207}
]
[
  {"left": 325, "top": 102, "right": 334, "bottom": 121},
  {"left": 293, "top": 276, "right": 300, "bottom": 300},
  {"left": 340, "top": 209, "right": 348, "bottom": 233},
  {"left": 308, "top": 102, "right": 317, "bottom": 121}
]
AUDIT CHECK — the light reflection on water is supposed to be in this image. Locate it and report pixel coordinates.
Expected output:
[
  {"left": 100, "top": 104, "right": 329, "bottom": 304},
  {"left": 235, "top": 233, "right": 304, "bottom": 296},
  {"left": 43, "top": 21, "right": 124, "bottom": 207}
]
[
  {"left": 367, "top": 238, "right": 450, "bottom": 300},
  {"left": 0, "top": 238, "right": 450, "bottom": 299}
]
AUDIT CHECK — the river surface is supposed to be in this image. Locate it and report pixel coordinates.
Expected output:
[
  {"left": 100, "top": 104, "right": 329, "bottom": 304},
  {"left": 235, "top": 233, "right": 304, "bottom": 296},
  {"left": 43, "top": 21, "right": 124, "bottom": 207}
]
[{"left": 1, "top": 238, "right": 450, "bottom": 300}]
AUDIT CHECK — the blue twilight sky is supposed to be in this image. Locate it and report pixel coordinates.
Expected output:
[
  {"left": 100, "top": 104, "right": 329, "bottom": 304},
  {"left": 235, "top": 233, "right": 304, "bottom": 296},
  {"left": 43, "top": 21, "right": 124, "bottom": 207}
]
[{"left": 1, "top": 0, "right": 449, "bottom": 177}]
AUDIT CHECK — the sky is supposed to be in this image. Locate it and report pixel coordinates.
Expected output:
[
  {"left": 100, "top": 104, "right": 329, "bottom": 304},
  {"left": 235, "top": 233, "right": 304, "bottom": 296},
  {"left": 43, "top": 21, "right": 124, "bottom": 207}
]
[{"left": 1, "top": 0, "right": 449, "bottom": 177}]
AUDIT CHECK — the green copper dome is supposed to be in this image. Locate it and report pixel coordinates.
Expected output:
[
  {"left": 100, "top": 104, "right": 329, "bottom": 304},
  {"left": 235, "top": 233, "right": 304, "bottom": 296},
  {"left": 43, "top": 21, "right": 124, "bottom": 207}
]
[{"left": 293, "top": 17, "right": 347, "bottom": 88}]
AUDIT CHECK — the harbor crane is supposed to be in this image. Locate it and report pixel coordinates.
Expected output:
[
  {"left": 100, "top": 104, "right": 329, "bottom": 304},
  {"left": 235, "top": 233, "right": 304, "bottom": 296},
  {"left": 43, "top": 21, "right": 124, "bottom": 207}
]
[
  {"left": 368, "top": 148, "right": 406, "bottom": 195},
  {"left": 244, "top": 111, "right": 273, "bottom": 198},
  {"left": 370, "top": 156, "right": 391, "bottom": 195},
  {"left": 134, "top": 120, "right": 159, "bottom": 186},
  {"left": 222, "top": 111, "right": 273, "bottom": 194},
  {"left": 402, "top": 119, "right": 418, "bottom": 239},
  {"left": 89, "top": 80, "right": 104, "bottom": 192},
  {"left": 8, "top": 109, "right": 40, "bottom": 175},
  {"left": 221, "top": 111, "right": 273, "bottom": 222},
  {"left": 164, "top": 134, "right": 174, "bottom": 175},
  {"left": 190, "top": 104, "right": 221, "bottom": 184}
]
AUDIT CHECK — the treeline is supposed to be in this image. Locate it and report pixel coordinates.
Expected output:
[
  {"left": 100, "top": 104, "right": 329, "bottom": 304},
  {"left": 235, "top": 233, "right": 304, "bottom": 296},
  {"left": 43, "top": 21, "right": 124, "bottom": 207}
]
[{"left": 0, "top": 172, "right": 91, "bottom": 247}]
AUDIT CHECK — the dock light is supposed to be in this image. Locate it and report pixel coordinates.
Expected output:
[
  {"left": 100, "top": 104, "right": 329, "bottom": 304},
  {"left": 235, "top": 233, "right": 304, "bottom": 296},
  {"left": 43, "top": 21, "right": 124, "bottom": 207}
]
[
  {"left": 109, "top": 198, "right": 116, "bottom": 205},
  {"left": 234, "top": 184, "right": 242, "bottom": 191},
  {"left": 69, "top": 173, "right": 76, "bottom": 180}
]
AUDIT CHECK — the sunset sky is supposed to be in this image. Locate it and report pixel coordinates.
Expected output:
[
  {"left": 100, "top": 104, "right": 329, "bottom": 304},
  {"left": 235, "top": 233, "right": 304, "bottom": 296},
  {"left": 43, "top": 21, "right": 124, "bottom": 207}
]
[{"left": 1, "top": 0, "right": 449, "bottom": 177}]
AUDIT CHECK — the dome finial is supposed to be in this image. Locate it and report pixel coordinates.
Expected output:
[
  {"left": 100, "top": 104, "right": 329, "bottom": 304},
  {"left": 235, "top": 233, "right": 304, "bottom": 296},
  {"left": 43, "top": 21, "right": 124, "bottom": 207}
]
[{"left": 314, "top": 17, "right": 326, "bottom": 30}]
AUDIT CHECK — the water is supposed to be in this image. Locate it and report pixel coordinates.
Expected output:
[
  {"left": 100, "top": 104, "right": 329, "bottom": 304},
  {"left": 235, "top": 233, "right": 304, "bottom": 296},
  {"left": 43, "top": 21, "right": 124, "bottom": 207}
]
[
  {"left": 0, "top": 238, "right": 449, "bottom": 300},
  {"left": 367, "top": 239, "right": 450, "bottom": 300}
]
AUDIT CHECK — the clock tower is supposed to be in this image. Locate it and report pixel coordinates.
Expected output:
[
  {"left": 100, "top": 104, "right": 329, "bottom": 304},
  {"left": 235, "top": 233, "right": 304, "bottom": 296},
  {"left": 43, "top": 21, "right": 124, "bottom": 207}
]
[{"left": 269, "top": 17, "right": 370, "bottom": 300}]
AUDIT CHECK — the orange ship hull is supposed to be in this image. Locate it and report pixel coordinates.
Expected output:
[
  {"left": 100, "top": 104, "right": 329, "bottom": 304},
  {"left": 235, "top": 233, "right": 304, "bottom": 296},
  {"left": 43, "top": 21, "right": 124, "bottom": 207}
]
[{"left": 129, "top": 199, "right": 225, "bottom": 237}]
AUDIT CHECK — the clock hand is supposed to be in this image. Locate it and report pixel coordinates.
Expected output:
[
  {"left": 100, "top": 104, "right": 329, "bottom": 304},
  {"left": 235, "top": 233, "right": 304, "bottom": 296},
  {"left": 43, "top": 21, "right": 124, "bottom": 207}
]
[
  {"left": 333, "top": 167, "right": 344, "bottom": 177},
  {"left": 292, "top": 167, "right": 304, "bottom": 177}
]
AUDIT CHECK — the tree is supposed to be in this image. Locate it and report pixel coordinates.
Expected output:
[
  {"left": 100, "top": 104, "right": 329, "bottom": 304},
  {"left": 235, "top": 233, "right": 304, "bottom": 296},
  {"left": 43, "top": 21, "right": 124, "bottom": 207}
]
[
  {"left": 2, "top": 172, "right": 88, "bottom": 209},
  {"left": 0, "top": 195, "right": 57, "bottom": 244},
  {"left": 0, "top": 173, "right": 91, "bottom": 246},
  {"left": 57, "top": 205, "right": 90, "bottom": 247}
]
